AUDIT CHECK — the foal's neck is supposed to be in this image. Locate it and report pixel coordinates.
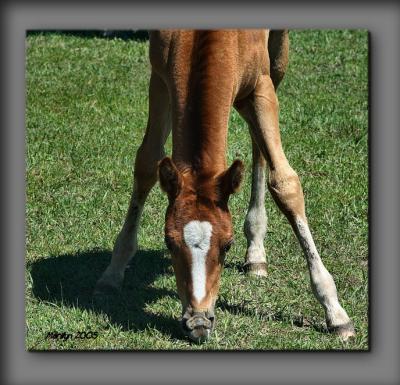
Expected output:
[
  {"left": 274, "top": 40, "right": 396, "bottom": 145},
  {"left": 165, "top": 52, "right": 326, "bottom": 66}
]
[{"left": 172, "top": 31, "right": 236, "bottom": 178}]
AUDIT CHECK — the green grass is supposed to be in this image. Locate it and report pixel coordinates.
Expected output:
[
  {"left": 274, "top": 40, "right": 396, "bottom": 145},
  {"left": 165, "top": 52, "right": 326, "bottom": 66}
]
[{"left": 25, "top": 30, "right": 369, "bottom": 350}]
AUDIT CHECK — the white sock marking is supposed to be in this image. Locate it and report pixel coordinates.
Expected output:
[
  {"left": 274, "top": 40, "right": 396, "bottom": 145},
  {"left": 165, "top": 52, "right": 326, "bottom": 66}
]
[
  {"left": 183, "top": 220, "right": 213, "bottom": 303},
  {"left": 295, "top": 217, "right": 351, "bottom": 326},
  {"left": 244, "top": 160, "right": 267, "bottom": 264}
]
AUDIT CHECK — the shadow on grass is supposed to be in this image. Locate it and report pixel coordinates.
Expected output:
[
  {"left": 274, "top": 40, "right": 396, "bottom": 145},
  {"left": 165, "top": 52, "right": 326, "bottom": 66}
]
[
  {"left": 26, "top": 29, "right": 149, "bottom": 41},
  {"left": 29, "top": 248, "right": 325, "bottom": 346},
  {"left": 221, "top": 261, "right": 328, "bottom": 334},
  {"left": 217, "top": 300, "right": 327, "bottom": 334},
  {"left": 29, "top": 248, "right": 183, "bottom": 341}
]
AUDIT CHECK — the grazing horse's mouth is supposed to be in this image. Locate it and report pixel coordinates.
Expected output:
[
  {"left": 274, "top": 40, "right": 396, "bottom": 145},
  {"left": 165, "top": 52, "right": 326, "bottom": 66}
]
[{"left": 181, "top": 311, "right": 216, "bottom": 343}]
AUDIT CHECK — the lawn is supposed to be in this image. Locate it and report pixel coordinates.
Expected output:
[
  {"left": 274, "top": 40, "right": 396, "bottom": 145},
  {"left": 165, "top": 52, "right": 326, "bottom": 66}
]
[{"left": 25, "top": 30, "right": 369, "bottom": 350}]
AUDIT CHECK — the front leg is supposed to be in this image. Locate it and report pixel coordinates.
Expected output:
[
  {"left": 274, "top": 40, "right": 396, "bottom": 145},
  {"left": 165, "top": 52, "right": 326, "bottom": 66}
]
[
  {"left": 237, "top": 75, "right": 355, "bottom": 340},
  {"left": 94, "top": 182, "right": 146, "bottom": 294},
  {"left": 94, "top": 72, "right": 171, "bottom": 294},
  {"left": 291, "top": 216, "right": 355, "bottom": 338}
]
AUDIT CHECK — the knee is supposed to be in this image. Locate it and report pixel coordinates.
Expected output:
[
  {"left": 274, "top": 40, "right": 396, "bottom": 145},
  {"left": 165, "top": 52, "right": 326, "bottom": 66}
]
[
  {"left": 134, "top": 143, "right": 163, "bottom": 180},
  {"left": 267, "top": 167, "right": 305, "bottom": 220}
]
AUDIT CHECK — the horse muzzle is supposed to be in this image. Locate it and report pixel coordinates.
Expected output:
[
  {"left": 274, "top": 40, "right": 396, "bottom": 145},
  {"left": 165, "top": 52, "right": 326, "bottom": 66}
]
[{"left": 181, "top": 309, "right": 215, "bottom": 343}]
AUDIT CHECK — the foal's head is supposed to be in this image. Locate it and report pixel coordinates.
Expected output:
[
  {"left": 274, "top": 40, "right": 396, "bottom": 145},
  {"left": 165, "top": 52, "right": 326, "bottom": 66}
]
[{"left": 158, "top": 157, "right": 244, "bottom": 343}]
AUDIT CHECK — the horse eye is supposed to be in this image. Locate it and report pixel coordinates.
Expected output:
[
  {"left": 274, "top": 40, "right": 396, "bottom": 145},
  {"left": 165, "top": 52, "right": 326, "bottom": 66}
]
[{"left": 222, "top": 239, "right": 234, "bottom": 253}]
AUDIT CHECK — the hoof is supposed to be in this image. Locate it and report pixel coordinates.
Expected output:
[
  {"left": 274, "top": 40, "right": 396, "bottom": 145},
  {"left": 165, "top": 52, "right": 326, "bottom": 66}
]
[
  {"left": 328, "top": 322, "right": 356, "bottom": 341},
  {"left": 244, "top": 262, "right": 267, "bottom": 277}
]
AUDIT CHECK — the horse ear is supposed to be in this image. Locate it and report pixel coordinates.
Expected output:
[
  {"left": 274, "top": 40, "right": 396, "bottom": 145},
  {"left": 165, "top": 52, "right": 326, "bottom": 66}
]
[
  {"left": 158, "top": 157, "right": 182, "bottom": 200},
  {"left": 218, "top": 159, "right": 245, "bottom": 201}
]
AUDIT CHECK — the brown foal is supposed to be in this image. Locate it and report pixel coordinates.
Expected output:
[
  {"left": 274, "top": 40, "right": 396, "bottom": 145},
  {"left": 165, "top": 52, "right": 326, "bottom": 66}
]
[{"left": 95, "top": 30, "right": 355, "bottom": 343}]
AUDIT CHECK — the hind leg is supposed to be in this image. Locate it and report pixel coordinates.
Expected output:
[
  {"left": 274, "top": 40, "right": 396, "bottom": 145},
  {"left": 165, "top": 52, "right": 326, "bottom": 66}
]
[
  {"left": 94, "top": 72, "right": 171, "bottom": 294},
  {"left": 241, "top": 30, "right": 288, "bottom": 278},
  {"left": 236, "top": 75, "right": 355, "bottom": 340},
  {"left": 268, "top": 29, "right": 289, "bottom": 90},
  {"left": 243, "top": 135, "right": 268, "bottom": 277}
]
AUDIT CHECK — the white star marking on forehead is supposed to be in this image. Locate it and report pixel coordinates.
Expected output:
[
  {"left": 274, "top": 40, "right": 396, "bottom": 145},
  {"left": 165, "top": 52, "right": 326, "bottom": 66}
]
[{"left": 183, "top": 220, "right": 213, "bottom": 303}]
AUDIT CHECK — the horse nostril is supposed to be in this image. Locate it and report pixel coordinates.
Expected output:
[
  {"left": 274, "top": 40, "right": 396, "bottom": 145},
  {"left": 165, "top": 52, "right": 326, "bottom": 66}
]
[
  {"left": 184, "top": 314, "right": 213, "bottom": 331},
  {"left": 180, "top": 312, "right": 216, "bottom": 343}
]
